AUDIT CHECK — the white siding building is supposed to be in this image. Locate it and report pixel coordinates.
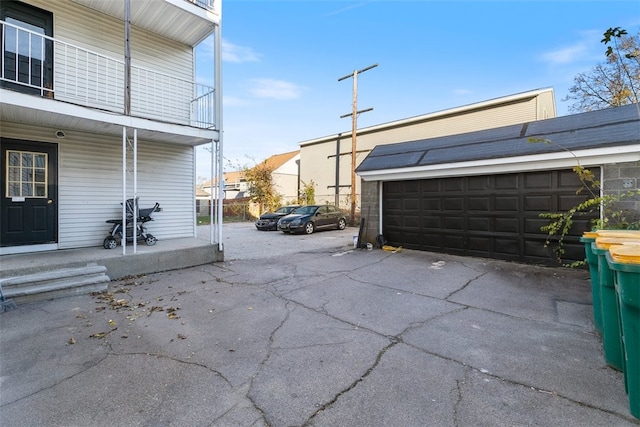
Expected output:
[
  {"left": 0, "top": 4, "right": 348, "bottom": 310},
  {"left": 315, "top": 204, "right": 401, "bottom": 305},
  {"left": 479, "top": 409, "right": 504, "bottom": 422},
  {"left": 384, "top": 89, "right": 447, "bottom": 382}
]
[{"left": 1, "top": 0, "right": 223, "bottom": 258}]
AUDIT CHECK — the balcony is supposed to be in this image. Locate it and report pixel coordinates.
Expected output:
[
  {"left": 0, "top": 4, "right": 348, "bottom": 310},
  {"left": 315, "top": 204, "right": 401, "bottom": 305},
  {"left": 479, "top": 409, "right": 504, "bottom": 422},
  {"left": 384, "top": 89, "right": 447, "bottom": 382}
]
[
  {"left": 1, "top": 20, "right": 215, "bottom": 129},
  {"left": 187, "top": 0, "right": 217, "bottom": 11}
]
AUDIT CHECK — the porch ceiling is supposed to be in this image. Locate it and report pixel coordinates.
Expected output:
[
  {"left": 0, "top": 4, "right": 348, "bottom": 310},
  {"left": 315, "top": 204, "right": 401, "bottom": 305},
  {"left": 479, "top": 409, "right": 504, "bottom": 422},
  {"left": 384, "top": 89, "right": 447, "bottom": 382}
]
[
  {"left": 1, "top": 92, "right": 217, "bottom": 147},
  {"left": 69, "top": 0, "right": 218, "bottom": 46}
]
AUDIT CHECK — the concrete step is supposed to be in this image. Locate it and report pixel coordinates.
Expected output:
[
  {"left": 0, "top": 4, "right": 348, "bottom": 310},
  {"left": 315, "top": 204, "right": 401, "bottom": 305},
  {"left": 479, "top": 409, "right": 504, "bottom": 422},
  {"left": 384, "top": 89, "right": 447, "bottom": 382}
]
[{"left": 0, "top": 265, "right": 110, "bottom": 304}]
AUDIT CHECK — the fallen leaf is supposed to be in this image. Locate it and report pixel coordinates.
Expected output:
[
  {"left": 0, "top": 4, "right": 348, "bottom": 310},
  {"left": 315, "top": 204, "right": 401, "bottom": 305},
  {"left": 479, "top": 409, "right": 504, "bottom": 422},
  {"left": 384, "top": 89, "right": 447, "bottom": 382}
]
[
  {"left": 177, "top": 334, "right": 187, "bottom": 340},
  {"left": 147, "top": 306, "right": 164, "bottom": 316},
  {"left": 68, "top": 337, "right": 76, "bottom": 345}
]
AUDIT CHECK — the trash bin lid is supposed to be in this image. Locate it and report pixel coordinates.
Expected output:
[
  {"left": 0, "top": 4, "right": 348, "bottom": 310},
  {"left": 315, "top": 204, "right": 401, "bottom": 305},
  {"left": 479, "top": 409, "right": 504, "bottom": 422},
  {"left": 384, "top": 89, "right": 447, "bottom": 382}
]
[
  {"left": 609, "top": 245, "right": 640, "bottom": 264},
  {"left": 596, "top": 230, "right": 640, "bottom": 238},
  {"left": 595, "top": 236, "right": 640, "bottom": 249},
  {"left": 582, "top": 231, "right": 600, "bottom": 239}
]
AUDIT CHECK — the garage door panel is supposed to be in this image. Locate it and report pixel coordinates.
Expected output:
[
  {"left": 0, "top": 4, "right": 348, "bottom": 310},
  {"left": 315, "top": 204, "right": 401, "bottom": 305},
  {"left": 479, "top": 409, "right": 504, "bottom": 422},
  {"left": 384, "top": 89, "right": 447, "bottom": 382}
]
[
  {"left": 422, "top": 216, "right": 441, "bottom": 228},
  {"left": 558, "top": 170, "right": 584, "bottom": 188},
  {"left": 421, "top": 180, "right": 440, "bottom": 192},
  {"left": 404, "top": 198, "right": 421, "bottom": 211},
  {"left": 468, "top": 176, "right": 490, "bottom": 190},
  {"left": 444, "top": 198, "right": 464, "bottom": 210},
  {"left": 524, "top": 218, "right": 549, "bottom": 233},
  {"left": 422, "top": 199, "right": 441, "bottom": 210},
  {"left": 444, "top": 178, "right": 464, "bottom": 191},
  {"left": 495, "top": 196, "right": 518, "bottom": 211},
  {"left": 495, "top": 174, "right": 518, "bottom": 189},
  {"left": 559, "top": 195, "right": 593, "bottom": 211},
  {"left": 494, "top": 238, "right": 520, "bottom": 255},
  {"left": 469, "top": 217, "right": 490, "bottom": 231},
  {"left": 382, "top": 168, "right": 600, "bottom": 265},
  {"left": 468, "top": 197, "right": 490, "bottom": 210},
  {"left": 444, "top": 217, "right": 464, "bottom": 230},
  {"left": 495, "top": 217, "right": 519, "bottom": 233},
  {"left": 524, "top": 172, "right": 553, "bottom": 189},
  {"left": 524, "top": 195, "right": 553, "bottom": 211}
]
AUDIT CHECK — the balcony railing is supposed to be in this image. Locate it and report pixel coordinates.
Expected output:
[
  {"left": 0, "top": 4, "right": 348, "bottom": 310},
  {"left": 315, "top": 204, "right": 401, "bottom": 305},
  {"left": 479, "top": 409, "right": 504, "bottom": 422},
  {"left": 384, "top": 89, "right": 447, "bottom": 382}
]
[
  {"left": 1, "top": 20, "right": 215, "bottom": 129},
  {"left": 187, "top": 0, "right": 217, "bottom": 12}
]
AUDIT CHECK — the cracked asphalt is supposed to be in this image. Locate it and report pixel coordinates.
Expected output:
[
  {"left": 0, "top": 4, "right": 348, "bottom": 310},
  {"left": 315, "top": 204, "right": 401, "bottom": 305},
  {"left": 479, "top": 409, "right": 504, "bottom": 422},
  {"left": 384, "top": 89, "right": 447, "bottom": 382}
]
[{"left": 1, "top": 223, "right": 639, "bottom": 426}]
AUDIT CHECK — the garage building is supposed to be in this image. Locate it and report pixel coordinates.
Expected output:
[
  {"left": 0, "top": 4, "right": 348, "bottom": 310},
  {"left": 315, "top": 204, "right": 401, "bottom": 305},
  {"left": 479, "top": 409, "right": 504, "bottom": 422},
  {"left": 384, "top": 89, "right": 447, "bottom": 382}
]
[{"left": 356, "top": 104, "right": 640, "bottom": 266}]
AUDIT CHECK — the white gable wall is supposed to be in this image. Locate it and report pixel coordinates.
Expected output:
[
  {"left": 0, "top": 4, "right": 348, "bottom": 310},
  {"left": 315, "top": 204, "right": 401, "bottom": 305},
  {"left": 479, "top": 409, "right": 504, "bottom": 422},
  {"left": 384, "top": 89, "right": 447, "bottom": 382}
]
[{"left": 2, "top": 123, "right": 196, "bottom": 249}]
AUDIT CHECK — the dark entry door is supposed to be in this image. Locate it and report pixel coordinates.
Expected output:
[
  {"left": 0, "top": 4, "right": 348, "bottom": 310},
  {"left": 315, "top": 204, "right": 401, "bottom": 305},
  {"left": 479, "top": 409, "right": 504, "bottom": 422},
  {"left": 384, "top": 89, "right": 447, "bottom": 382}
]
[{"left": 1, "top": 138, "right": 58, "bottom": 247}]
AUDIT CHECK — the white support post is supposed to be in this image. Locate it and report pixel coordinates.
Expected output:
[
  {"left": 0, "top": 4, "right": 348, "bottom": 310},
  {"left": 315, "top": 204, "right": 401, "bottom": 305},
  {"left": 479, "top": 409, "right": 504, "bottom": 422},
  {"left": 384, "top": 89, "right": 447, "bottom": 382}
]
[
  {"left": 210, "top": 139, "right": 215, "bottom": 244},
  {"left": 122, "top": 127, "right": 127, "bottom": 255},
  {"left": 214, "top": 23, "right": 223, "bottom": 251},
  {"left": 133, "top": 128, "right": 138, "bottom": 253}
]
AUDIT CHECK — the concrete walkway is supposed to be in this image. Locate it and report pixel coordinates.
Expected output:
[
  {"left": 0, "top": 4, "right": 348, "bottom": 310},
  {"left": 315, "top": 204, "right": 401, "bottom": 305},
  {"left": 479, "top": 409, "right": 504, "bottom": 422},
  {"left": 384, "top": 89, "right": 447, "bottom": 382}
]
[{"left": 0, "top": 223, "right": 638, "bottom": 426}]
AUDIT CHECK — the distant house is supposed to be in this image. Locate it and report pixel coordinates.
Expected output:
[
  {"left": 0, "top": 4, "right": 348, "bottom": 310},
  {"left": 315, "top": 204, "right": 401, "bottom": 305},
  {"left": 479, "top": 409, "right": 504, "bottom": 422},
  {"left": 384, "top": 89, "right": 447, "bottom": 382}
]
[
  {"left": 198, "top": 150, "right": 300, "bottom": 214},
  {"left": 299, "top": 88, "right": 556, "bottom": 210},
  {"left": 1, "top": 0, "right": 223, "bottom": 256},
  {"left": 356, "top": 103, "right": 640, "bottom": 265},
  {"left": 261, "top": 150, "right": 300, "bottom": 203}
]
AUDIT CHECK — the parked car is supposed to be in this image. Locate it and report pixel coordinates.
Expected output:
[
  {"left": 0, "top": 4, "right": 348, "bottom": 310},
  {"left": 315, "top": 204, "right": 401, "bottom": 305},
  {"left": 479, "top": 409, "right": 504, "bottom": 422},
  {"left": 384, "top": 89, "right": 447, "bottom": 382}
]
[
  {"left": 277, "top": 204, "right": 347, "bottom": 234},
  {"left": 255, "top": 205, "right": 300, "bottom": 231}
]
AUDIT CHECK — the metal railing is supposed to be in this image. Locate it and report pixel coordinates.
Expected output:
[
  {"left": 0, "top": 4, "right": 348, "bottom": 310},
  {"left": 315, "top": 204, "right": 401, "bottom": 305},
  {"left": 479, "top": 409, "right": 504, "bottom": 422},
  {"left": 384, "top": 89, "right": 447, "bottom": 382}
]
[
  {"left": 186, "top": 0, "right": 216, "bottom": 12},
  {"left": 1, "top": 20, "right": 216, "bottom": 129}
]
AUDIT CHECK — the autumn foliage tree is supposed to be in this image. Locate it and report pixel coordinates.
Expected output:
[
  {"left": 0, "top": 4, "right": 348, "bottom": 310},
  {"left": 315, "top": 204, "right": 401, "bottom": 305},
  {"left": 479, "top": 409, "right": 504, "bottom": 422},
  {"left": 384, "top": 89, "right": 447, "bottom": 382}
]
[
  {"left": 243, "top": 161, "right": 281, "bottom": 215},
  {"left": 563, "top": 28, "right": 639, "bottom": 113}
]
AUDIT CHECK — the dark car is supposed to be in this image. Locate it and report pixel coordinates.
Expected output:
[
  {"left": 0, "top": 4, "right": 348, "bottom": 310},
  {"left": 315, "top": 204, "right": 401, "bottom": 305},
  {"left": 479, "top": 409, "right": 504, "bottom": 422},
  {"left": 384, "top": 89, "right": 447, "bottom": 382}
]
[
  {"left": 255, "top": 205, "right": 300, "bottom": 231},
  {"left": 277, "top": 204, "right": 347, "bottom": 234}
]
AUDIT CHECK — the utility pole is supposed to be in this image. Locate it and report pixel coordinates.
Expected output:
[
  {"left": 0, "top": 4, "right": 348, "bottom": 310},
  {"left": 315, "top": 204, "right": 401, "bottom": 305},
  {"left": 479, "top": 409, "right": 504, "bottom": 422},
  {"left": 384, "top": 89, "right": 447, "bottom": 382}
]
[{"left": 339, "top": 63, "right": 377, "bottom": 225}]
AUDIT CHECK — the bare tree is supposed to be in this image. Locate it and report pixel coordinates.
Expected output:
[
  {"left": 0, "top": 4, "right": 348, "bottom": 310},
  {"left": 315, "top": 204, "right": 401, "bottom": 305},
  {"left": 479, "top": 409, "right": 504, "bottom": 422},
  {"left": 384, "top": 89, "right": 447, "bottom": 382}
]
[{"left": 563, "top": 28, "right": 639, "bottom": 113}]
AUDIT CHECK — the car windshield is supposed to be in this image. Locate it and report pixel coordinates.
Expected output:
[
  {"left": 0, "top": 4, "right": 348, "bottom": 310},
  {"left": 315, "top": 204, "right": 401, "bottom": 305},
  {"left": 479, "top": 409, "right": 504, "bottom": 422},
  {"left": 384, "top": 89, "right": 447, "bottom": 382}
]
[
  {"left": 275, "top": 207, "right": 290, "bottom": 214},
  {"left": 293, "top": 206, "right": 317, "bottom": 215}
]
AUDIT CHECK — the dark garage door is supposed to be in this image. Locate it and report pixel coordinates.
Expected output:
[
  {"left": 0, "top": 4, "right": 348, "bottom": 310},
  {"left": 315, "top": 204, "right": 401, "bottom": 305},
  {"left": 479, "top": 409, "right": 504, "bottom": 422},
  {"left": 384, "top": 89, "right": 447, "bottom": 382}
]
[{"left": 382, "top": 168, "right": 599, "bottom": 265}]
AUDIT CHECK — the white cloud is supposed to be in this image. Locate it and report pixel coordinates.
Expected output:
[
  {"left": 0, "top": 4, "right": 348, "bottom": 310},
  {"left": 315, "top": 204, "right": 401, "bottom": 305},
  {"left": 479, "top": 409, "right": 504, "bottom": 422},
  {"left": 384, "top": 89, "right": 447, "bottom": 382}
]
[
  {"left": 538, "top": 30, "right": 604, "bottom": 65},
  {"left": 222, "top": 40, "right": 261, "bottom": 63},
  {"left": 539, "top": 43, "right": 588, "bottom": 65},
  {"left": 248, "top": 78, "right": 305, "bottom": 100},
  {"left": 223, "top": 95, "right": 252, "bottom": 107}
]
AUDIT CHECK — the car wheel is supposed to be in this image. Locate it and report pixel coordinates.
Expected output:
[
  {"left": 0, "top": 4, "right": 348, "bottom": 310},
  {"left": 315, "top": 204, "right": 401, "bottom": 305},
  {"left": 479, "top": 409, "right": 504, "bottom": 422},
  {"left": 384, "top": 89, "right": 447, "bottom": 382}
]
[
  {"left": 337, "top": 218, "right": 346, "bottom": 230},
  {"left": 304, "top": 222, "right": 315, "bottom": 235},
  {"left": 103, "top": 237, "right": 117, "bottom": 249}
]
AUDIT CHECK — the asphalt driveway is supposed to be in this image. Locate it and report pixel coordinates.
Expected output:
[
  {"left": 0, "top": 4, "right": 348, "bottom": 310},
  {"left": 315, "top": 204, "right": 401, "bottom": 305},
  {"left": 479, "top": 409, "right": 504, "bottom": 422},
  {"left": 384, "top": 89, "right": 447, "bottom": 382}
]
[{"left": 1, "top": 222, "right": 637, "bottom": 426}]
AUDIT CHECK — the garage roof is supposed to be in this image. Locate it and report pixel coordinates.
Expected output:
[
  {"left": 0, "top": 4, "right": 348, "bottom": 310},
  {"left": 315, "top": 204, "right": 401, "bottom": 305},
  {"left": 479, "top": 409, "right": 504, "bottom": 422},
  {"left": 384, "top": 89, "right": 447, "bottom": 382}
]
[{"left": 357, "top": 103, "right": 640, "bottom": 181}]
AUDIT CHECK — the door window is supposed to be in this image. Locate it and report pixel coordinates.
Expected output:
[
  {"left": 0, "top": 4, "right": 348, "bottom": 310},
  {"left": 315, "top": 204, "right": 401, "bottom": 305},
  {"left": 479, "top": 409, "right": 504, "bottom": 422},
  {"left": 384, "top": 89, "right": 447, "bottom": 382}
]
[{"left": 6, "top": 150, "right": 48, "bottom": 198}]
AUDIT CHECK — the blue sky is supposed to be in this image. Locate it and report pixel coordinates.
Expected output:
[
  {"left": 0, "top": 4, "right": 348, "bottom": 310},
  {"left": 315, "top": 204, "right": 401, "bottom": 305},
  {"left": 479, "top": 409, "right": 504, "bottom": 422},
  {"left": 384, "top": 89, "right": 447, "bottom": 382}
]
[{"left": 195, "top": 0, "right": 640, "bottom": 178}]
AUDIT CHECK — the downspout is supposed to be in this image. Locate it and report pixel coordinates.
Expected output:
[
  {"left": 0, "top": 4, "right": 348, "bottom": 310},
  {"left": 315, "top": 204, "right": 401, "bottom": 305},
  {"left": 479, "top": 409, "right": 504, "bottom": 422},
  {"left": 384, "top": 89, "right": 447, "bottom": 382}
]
[{"left": 378, "top": 181, "right": 383, "bottom": 236}]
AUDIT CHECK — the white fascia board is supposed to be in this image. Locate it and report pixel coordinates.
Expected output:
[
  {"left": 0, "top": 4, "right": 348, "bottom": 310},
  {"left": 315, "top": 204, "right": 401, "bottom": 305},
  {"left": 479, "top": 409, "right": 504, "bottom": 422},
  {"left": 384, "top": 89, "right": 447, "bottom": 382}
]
[{"left": 358, "top": 145, "right": 640, "bottom": 182}]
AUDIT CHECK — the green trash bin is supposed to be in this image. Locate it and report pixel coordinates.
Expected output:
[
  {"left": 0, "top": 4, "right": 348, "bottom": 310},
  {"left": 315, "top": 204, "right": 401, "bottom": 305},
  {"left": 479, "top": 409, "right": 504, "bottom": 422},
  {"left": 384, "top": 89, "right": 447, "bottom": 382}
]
[
  {"left": 591, "top": 241, "right": 625, "bottom": 371},
  {"left": 607, "top": 246, "right": 640, "bottom": 419},
  {"left": 581, "top": 233, "right": 602, "bottom": 334}
]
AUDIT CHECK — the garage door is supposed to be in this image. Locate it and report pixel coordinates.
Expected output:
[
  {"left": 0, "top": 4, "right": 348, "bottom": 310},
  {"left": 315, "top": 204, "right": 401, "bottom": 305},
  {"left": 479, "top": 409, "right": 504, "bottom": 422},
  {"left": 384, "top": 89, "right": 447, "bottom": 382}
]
[{"left": 382, "top": 168, "right": 599, "bottom": 265}]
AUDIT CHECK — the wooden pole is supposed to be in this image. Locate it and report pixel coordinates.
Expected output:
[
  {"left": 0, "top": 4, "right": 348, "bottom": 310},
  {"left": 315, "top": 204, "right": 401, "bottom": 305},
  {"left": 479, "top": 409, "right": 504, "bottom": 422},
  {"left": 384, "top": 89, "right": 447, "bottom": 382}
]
[{"left": 338, "top": 63, "right": 377, "bottom": 225}]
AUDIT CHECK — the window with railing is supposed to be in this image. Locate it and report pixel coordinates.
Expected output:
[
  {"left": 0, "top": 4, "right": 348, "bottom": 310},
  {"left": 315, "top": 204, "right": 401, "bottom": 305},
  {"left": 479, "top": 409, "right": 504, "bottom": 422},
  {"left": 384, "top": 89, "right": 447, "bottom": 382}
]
[{"left": 0, "top": 1, "right": 53, "bottom": 96}]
